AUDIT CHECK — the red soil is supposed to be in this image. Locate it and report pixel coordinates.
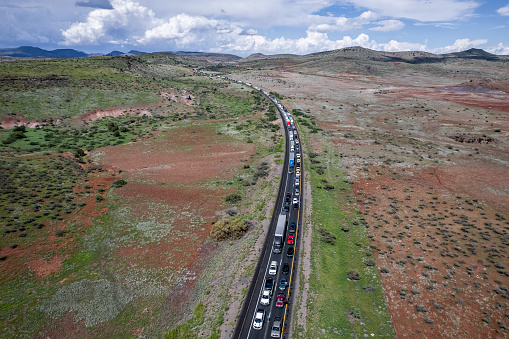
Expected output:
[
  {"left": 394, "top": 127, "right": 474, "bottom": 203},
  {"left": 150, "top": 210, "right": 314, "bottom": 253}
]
[{"left": 99, "top": 125, "right": 255, "bottom": 184}]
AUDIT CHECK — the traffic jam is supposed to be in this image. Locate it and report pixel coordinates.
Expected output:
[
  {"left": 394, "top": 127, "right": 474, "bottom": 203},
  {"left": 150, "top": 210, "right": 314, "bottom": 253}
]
[{"left": 195, "top": 69, "right": 302, "bottom": 338}]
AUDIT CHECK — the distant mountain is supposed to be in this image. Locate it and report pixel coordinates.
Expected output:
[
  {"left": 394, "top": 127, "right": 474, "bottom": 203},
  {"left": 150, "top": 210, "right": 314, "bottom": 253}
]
[
  {"left": 127, "top": 50, "right": 145, "bottom": 55},
  {"left": 106, "top": 50, "right": 125, "bottom": 56},
  {"left": 107, "top": 50, "right": 146, "bottom": 56},
  {"left": 0, "top": 46, "right": 88, "bottom": 58},
  {"left": 175, "top": 51, "right": 242, "bottom": 63}
]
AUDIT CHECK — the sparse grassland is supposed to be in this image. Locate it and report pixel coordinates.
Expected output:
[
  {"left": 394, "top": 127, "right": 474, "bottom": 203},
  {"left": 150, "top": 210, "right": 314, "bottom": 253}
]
[
  {"left": 0, "top": 56, "right": 283, "bottom": 338},
  {"left": 294, "top": 131, "right": 394, "bottom": 338}
]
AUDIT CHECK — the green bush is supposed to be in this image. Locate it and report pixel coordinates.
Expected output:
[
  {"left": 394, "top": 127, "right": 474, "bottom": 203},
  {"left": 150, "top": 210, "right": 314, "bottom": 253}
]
[
  {"left": 210, "top": 216, "right": 249, "bottom": 241},
  {"left": 111, "top": 179, "right": 127, "bottom": 188},
  {"left": 225, "top": 193, "right": 242, "bottom": 203}
]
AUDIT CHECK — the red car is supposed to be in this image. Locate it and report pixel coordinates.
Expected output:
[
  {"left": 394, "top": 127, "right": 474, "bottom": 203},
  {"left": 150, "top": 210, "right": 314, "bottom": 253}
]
[
  {"left": 276, "top": 293, "right": 285, "bottom": 308},
  {"left": 287, "top": 235, "right": 295, "bottom": 245}
]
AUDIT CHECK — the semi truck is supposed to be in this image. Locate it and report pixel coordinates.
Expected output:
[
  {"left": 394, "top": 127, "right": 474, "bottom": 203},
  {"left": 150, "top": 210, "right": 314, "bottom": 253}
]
[{"left": 273, "top": 214, "right": 287, "bottom": 253}]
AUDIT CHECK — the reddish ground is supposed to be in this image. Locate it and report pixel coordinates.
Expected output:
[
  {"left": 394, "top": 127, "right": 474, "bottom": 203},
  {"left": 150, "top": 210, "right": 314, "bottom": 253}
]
[
  {"left": 237, "top": 63, "right": 509, "bottom": 338},
  {"left": 99, "top": 125, "right": 255, "bottom": 183}
]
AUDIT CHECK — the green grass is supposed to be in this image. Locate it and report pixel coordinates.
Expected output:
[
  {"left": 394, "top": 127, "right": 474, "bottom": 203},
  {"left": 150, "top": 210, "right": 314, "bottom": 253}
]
[{"left": 302, "top": 140, "right": 394, "bottom": 338}]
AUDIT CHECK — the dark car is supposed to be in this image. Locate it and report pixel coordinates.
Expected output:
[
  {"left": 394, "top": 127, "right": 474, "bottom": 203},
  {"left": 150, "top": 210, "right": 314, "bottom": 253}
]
[
  {"left": 279, "top": 278, "right": 288, "bottom": 290},
  {"left": 286, "top": 246, "right": 294, "bottom": 257},
  {"left": 264, "top": 277, "right": 274, "bottom": 294},
  {"left": 282, "top": 202, "right": 289, "bottom": 213},
  {"left": 285, "top": 192, "right": 291, "bottom": 202},
  {"left": 282, "top": 263, "right": 290, "bottom": 274},
  {"left": 289, "top": 221, "right": 296, "bottom": 233}
]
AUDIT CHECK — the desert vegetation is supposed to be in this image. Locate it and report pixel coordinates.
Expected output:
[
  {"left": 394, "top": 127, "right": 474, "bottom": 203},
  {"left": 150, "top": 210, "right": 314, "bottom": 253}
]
[
  {"left": 227, "top": 47, "right": 509, "bottom": 338},
  {"left": 0, "top": 54, "right": 283, "bottom": 338}
]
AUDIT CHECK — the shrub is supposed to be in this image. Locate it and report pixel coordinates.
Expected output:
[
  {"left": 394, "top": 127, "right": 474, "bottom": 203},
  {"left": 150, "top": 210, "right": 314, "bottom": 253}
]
[
  {"left": 225, "top": 193, "right": 242, "bottom": 203},
  {"left": 317, "top": 228, "right": 336, "bottom": 244},
  {"left": 74, "top": 148, "right": 86, "bottom": 158},
  {"left": 111, "top": 179, "right": 127, "bottom": 188},
  {"left": 210, "top": 217, "right": 249, "bottom": 241},
  {"left": 347, "top": 270, "right": 361, "bottom": 281},
  {"left": 95, "top": 195, "right": 104, "bottom": 202}
]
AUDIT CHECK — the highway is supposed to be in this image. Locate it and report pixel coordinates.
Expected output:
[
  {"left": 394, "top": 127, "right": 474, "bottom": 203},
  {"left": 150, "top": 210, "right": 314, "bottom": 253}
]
[{"left": 194, "top": 69, "right": 303, "bottom": 338}]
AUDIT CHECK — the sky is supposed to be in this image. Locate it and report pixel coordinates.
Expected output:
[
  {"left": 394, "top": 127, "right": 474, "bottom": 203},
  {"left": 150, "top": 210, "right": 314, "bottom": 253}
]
[{"left": 1, "top": 0, "right": 509, "bottom": 56}]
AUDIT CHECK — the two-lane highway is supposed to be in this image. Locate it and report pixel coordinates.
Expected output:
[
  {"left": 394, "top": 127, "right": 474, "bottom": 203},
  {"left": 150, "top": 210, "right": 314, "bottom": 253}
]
[{"left": 194, "top": 69, "right": 303, "bottom": 338}]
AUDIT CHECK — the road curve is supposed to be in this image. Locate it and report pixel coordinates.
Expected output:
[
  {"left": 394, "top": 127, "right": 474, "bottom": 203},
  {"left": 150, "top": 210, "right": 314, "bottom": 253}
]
[{"left": 195, "top": 69, "right": 303, "bottom": 339}]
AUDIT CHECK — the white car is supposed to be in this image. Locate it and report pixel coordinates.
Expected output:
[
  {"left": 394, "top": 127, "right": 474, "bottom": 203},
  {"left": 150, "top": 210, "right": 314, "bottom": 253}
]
[
  {"left": 296, "top": 153, "right": 301, "bottom": 159},
  {"left": 253, "top": 309, "right": 265, "bottom": 330},
  {"left": 260, "top": 289, "right": 271, "bottom": 306},
  {"left": 295, "top": 178, "right": 300, "bottom": 186},
  {"left": 269, "top": 261, "right": 278, "bottom": 275}
]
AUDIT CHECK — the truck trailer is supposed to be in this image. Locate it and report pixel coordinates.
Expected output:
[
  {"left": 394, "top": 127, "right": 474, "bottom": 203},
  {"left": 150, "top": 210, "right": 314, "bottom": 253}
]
[{"left": 273, "top": 214, "right": 287, "bottom": 253}]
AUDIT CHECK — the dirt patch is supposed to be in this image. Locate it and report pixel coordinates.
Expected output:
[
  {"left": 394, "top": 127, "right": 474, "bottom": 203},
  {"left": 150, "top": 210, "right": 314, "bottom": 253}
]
[
  {"left": 96, "top": 125, "right": 255, "bottom": 184},
  {"left": 28, "top": 256, "right": 66, "bottom": 281},
  {"left": 74, "top": 107, "right": 152, "bottom": 124},
  {"left": 1, "top": 114, "right": 58, "bottom": 129}
]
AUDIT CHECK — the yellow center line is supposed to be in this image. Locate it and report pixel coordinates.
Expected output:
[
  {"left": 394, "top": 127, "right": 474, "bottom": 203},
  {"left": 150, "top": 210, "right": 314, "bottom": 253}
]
[{"left": 281, "top": 123, "right": 302, "bottom": 338}]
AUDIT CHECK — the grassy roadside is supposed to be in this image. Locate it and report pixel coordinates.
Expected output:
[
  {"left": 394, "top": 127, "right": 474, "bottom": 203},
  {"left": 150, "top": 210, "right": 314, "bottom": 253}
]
[{"left": 294, "top": 129, "right": 395, "bottom": 338}]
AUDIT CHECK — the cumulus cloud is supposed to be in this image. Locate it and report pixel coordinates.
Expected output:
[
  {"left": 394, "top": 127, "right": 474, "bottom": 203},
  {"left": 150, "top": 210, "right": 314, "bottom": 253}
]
[
  {"left": 138, "top": 14, "right": 241, "bottom": 48},
  {"left": 486, "top": 43, "right": 509, "bottom": 55},
  {"left": 345, "top": 0, "right": 480, "bottom": 22},
  {"left": 62, "top": 0, "right": 156, "bottom": 45},
  {"left": 370, "top": 19, "right": 405, "bottom": 32},
  {"left": 309, "top": 11, "right": 379, "bottom": 33},
  {"left": 497, "top": 4, "right": 509, "bottom": 16},
  {"left": 431, "top": 38, "right": 488, "bottom": 54}
]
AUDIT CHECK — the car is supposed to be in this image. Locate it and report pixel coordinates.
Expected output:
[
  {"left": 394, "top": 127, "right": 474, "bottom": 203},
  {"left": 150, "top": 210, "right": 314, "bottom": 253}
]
[
  {"left": 260, "top": 289, "right": 271, "bottom": 306},
  {"left": 296, "top": 153, "right": 301, "bottom": 159},
  {"left": 297, "top": 158, "right": 301, "bottom": 164},
  {"left": 253, "top": 309, "right": 265, "bottom": 330},
  {"left": 295, "top": 188, "right": 299, "bottom": 196},
  {"left": 265, "top": 277, "right": 274, "bottom": 294},
  {"left": 288, "top": 221, "right": 296, "bottom": 233},
  {"left": 276, "top": 293, "right": 285, "bottom": 308},
  {"left": 292, "top": 197, "right": 299, "bottom": 207},
  {"left": 295, "top": 178, "right": 300, "bottom": 186},
  {"left": 282, "top": 202, "right": 289, "bottom": 213},
  {"left": 296, "top": 166, "right": 301, "bottom": 172},
  {"left": 271, "top": 318, "right": 282, "bottom": 337},
  {"left": 287, "top": 246, "right": 294, "bottom": 257},
  {"left": 287, "top": 234, "right": 295, "bottom": 245},
  {"left": 282, "top": 263, "right": 290, "bottom": 274},
  {"left": 295, "top": 170, "right": 301, "bottom": 178},
  {"left": 279, "top": 278, "right": 288, "bottom": 290},
  {"left": 269, "top": 261, "right": 278, "bottom": 275},
  {"left": 285, "top": 192, "right": 291, "bottom": 202}
]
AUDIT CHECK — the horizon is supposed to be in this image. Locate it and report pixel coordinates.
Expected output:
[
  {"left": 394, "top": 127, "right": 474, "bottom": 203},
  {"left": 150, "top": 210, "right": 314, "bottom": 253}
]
[
  {"left": 1, "top": 45, "right": 506, "bottom": 59},
  {"left": 1, "top": 1, "right": 509, "bottom": 57}
]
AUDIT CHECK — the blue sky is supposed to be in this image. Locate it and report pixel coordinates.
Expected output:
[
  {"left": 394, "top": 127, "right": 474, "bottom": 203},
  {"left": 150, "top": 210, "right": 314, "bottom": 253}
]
[{"left": 1, "top": 0, "right": 508, "bottom": 56}]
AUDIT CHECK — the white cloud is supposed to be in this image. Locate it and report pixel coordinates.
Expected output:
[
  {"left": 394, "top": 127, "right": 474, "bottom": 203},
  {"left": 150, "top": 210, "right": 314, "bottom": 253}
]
[
  {"left": 370, "top": 20, "right": 405, "bottom": 32},
  {"left": 62, "top": 0, "right": 157, "bottom": 45},
  {"left": 138, "top": 13, "right": 242, "bottom": 48},
  {"left": 345, "top": 0, "right": 480, "bottom": 21},
  {"left": 431, "top": 38, "right": 487, "bottom": 54},
  {"left": 486, "top": 43, "right": 509, "bottom": 55},
  {"left": 309, "top": 11, "right": 379, "bottom": 33},
  {"left": 497, "top": 4, "right": 509, "bottom": 16}
]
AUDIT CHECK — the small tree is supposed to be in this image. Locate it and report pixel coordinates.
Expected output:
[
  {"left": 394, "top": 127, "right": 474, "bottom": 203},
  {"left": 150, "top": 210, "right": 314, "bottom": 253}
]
[{"left": 74, "top": 148, "right": 86, "bottom": 158}]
